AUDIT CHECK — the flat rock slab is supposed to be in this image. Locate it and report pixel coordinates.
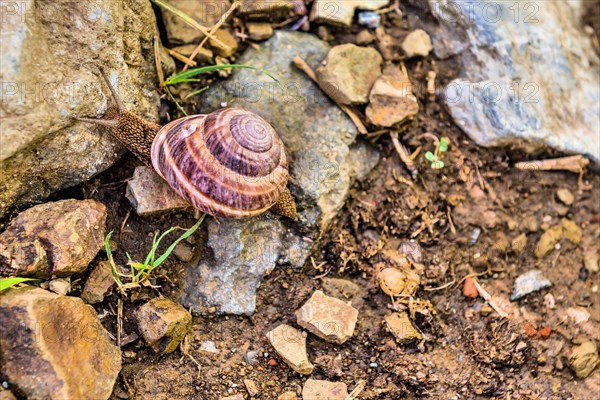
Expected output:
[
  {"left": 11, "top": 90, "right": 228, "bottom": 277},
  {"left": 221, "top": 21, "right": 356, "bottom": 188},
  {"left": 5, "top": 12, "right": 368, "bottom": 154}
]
[
  {"left": 181, "top": 31, "right": 379, "bottom": 315},
  {"left": 0, "top": 199, "right": 106, "bottom": 278},
  {"left": 135, "top": 297, "right": 192, "bottom": 354},
  {"left": 295, "top": 290, "right": 358, "bottom": 344},
  {"left": 126, "top": 166, "right": 191, "bottom": 216},
  {"left": 0, "top": 287, "right": 121, "bottom": 399},
  {"left": 424, "top": 1, "right": 600, "bottom": 162},
  {"left": 302, "top": 379, "right": 348, "bottom": 400},
  {"left": 267, "top": 324, "right": 314, "bottom": 375}
]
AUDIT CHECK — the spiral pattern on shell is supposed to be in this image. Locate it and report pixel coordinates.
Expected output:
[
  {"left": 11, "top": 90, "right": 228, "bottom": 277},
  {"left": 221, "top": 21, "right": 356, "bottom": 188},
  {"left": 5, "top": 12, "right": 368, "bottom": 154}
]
[{"left": 151, "top": 108, "right": 288, "bottom": 218}]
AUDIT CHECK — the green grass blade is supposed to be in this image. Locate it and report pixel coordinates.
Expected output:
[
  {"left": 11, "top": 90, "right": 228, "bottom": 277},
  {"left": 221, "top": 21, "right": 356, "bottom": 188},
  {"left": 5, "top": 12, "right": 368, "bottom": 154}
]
[
  {"left": 184, "top": 86, "right": 210, "bottom": 99},
  {"left": 144, "top": 232, "right": 161, "bottom": 266},
  {"left": 165, "top": 65, "right": 280, "bottom": 86},
  {"left": 105, "top": 231, "right": 123, "bottom": 286},
  {"left": 165, "top": 86, "right": 188, "bottom": 116},
  {"left": 0, "top": 277, "right": 39, "bottom": 292},
  {"left": 153, "top": 214, "right": 205, "bottom": 268}
]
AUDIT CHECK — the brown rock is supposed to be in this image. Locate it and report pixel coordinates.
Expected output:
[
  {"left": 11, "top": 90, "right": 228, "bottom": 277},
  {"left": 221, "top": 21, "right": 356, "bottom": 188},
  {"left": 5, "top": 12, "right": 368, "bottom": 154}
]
[
  {"left": 267, "top": 324, "right": 314, "bottom": 374},
  {"left": 0, "top": 390, "right": 16, "bottom": 400},
  {"left": 385, "top": 312, "right": 422, "bottom": 343},
  {"left": 302, "top": 379, "right": 348, "bottom": 400},
  {"left": 126, "top": 166, "right": 191, "bottom": 216},
  {"left": 162, "top": 0, "right": 232, "bottom": 44},
  {"left": 81, "top": 261, "right": 115, "bottom": 304},
  {"left": 0, "top": 199, "right": 106, "bottom": 278},
  {"left": 561, "top": 219, "right": 582, "bottom": 245},
  {"left": 568, "top": 341, "right": 600, "bottom": 378},
  {"left": 0, "top": 287, "right": 121, "bottom": 399},
  {"left": 295, "top": 290, "right": 358, "bottom": 344},
  {"left": 210, "top": 28, "right": 239, "bottom": 58},
  {"left": 134, "top": 297, "right": 192, "bottom": 354},
  {"left": 244, "top": 379, "right": 260, "bottom": 397},
  {"left": 172, "top": 242, "right": 194, "bottom": 263},
  {"left": 535, "top": 225, "right": 562, "bottom": 258},
  {"left": 356, "top": 29, "right": 375, "bottom": 45},
  {"left": 512, "top": 233, "right": 528, "bottom": 253},
  {"left": 366, "top": 63, "right": 419, "bottom": 127},
  {"left": 48, "top": 278, "right": 70, "bottom": 296},
  {"left": 247, "top": 22, "right": 274, "bottom": 41},
  {"left": 316, "top": 44, "right": 382, "bottom": 105},
  {"left": 556, "top": 188, "right": 575, "bottom": 205},
  {"left": 401, "top": 29, "right": 432, "bottom": 58}
]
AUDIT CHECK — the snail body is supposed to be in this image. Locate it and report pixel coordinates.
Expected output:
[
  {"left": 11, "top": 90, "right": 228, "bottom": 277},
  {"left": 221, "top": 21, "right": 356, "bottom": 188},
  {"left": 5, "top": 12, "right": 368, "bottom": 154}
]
[{"left": 78, "top": 70, "right": 296, "bottom": 220}]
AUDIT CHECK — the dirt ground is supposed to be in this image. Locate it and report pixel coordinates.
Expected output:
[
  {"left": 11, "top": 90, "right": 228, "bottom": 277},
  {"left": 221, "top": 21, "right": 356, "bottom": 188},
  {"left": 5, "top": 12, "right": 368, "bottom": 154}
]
[{"left": 30, "top": 4, "right": 600, "bottom": 400}]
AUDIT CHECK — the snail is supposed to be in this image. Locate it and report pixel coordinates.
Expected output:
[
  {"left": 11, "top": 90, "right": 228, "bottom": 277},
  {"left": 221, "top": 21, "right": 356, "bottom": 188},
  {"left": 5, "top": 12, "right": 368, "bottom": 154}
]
[{"left": 77, "top": 70, "right": 297, "bottom": 220}]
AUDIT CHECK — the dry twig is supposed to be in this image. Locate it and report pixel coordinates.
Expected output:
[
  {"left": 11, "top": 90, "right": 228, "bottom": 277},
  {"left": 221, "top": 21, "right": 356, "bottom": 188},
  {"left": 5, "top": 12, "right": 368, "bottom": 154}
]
[
  {"left": 165, "top": 48, "right": 197, "bottom": 67},
  {"left": 345, "top": 380, "right": 367, "bottom": 400},
  {"left": 183, "top": 1, "right": 240, "bottom": 72},
  {"left": 153, "top": 35, "right": 165, "bottom": 87},
  {"left": 390, "top": 130, "right": 419, "bottom": 180},
  {"left": 472, "top": 279, "right": 508, "bottom": 318}
]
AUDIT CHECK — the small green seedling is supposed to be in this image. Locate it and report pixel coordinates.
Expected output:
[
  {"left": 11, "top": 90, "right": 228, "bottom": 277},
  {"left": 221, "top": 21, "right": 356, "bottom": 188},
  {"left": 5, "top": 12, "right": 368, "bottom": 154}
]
[
  {"left": 106, "top": 215, "right": 205, "bottom": 294},
  {"left": 0, "top": 277, "right": 39, "bottom": 292},
  {"left": 425, "top": 137, "right": 449, "bottom": 170}
]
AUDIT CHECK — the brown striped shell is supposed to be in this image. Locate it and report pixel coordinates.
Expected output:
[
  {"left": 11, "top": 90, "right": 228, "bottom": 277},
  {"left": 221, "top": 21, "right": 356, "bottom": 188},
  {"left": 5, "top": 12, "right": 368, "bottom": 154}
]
[{"left": 151, "top": 108, "right": 288, "bottom": 218}]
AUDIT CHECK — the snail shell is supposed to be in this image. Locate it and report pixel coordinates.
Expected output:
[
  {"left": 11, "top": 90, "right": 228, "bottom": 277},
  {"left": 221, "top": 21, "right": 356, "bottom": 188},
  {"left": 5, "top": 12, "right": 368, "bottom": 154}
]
[{"left": 151, "top": 108, "right": 288, "bottom": 218}]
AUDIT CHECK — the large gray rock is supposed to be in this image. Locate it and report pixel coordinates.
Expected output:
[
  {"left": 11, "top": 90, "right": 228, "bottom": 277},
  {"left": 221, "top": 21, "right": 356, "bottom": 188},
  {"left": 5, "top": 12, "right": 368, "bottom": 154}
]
[
  {"left": 0, "top": 0, "right": 164, "bottom": 218},
  {"left": 178, "top": 31, "right": 379, "bottom": 315},
  {"left": 423, "top": 1, "right": 600, "bottom": 162}
]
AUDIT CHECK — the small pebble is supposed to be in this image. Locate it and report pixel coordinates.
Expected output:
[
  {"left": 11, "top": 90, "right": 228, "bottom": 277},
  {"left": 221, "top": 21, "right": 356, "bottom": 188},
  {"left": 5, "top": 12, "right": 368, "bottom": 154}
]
[
  {"left": 172, "top": 242, "right": 194, "bottom": 262},
  {"left": 356, "top": 30, "right": 375, "bottom": 45},
  {"left": 468, "top": 227, "right": 482, "bottom": 246},
  {"left": 369, "top": 362, "right": 378, "bottom": 368},
  {"left": 401, "top": 29, "right": 433, "bottom": 58},
  {"left": 556, "top": 188, "right": 574, "bottom": 205},
  {"left": 569, "top": 341, "right": 600, "bottom": 378},
  {"left": 510, "top": 270, "right": 552, "bottom": 301},
  {"left": 578, "top": 266, "right": 589, "bottom": 282},
  {"left": 199, "top": 341, "right": 219, "bottom": 354},
  {"left": 48, "top": 278, "right": 70, "bottom": 296},
  {"left": 544, "top": 293, "right": 556, "bottom": 309},
  {"left": 244, "top": 349, "right": 260, "bottom": 365},
  {"left": 278, "top": 392, "right": 298, "bottom": 400},
  {"left": 357, "top": 11, "right": 380, "bottom": 29}
]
